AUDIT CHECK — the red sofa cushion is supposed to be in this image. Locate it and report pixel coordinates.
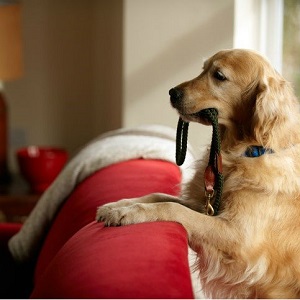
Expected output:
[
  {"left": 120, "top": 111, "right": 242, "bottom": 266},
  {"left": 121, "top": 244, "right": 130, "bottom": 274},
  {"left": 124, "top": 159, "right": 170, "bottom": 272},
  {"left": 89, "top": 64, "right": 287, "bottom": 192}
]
[
  {"left": 32, "top": 158, "right": 193, "bottom": 298},
  {"left": 31, "top": 221, "right": 193, "bottom": 298}
]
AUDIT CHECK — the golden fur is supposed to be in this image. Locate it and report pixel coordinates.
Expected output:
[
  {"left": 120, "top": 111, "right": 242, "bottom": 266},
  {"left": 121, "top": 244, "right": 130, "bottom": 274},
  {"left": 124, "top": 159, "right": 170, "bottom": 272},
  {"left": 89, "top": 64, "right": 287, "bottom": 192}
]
[{"left": 96, "top": 49, "right": 300, "bottom": 298}]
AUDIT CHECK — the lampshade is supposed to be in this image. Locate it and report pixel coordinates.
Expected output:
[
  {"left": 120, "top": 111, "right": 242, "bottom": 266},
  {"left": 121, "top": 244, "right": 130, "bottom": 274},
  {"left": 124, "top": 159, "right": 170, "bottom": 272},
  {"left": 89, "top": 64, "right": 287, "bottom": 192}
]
[
  {"left": 0, "top": 2, "right": 23, "bottom": 81},
  {"left": 0, "top": 1, "right": 23, "bottom": 184}
]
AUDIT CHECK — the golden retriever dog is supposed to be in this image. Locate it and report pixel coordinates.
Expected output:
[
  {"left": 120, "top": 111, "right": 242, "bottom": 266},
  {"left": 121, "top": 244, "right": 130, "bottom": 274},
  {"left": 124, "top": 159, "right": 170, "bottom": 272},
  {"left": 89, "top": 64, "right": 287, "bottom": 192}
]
[{"left": 96, "top": 49, "right": 300, "bottom": 298}]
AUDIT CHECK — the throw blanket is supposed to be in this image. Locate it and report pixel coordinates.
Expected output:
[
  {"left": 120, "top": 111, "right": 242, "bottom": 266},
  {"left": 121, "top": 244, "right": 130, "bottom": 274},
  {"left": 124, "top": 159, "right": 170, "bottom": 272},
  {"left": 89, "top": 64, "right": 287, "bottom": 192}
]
[{"left": 9, "top": 124, "right": 196, "bottom": 263}]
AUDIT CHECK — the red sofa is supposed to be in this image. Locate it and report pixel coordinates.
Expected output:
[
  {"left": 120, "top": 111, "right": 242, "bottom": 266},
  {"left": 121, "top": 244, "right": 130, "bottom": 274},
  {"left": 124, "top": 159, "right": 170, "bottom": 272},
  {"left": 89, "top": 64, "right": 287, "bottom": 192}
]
[{"left": 1, "top": 158, "right": 196, "bottom": 298}]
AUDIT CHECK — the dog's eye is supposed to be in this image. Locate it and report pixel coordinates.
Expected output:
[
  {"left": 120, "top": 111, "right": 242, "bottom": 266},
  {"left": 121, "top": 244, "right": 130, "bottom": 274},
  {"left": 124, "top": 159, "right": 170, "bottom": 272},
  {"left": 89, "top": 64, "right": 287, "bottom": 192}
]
[{"left": 213, "top": 70, "right": 227, "bottom": 81}]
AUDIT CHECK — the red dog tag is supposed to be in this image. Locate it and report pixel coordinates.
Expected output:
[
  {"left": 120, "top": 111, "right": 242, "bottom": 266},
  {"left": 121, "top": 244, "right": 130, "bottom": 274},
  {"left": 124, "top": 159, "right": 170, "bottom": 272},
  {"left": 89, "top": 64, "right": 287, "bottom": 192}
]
[{"left": 204, "top": 165, "right": 215, "bottom": 192}]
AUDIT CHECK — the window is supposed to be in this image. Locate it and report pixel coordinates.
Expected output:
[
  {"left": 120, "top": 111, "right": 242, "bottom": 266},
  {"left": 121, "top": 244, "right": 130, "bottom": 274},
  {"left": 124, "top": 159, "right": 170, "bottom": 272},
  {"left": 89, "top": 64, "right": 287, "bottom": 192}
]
[
  {"left": 282, "top": 0, "right": 300, "bottom": 98},
  {"left": 234, "top": 0, "right": 300, "bottom": 99},
  {"left": 234, "top": 0, "right": 283, "bottom": 72}
]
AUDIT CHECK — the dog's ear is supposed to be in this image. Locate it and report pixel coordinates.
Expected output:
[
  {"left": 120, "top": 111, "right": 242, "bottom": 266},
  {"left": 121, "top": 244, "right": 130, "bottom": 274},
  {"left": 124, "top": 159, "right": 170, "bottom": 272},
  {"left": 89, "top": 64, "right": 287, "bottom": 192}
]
[{"left": 251, "top": 71, "right": 297, "bottom": 149}]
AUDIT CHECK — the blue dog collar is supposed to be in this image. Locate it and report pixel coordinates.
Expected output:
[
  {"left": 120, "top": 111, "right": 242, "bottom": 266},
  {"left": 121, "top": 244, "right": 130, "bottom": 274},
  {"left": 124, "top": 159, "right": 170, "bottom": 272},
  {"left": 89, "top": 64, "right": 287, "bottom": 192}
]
[{"left": 244, "top": 146, "right": 274, "bottom": 157}]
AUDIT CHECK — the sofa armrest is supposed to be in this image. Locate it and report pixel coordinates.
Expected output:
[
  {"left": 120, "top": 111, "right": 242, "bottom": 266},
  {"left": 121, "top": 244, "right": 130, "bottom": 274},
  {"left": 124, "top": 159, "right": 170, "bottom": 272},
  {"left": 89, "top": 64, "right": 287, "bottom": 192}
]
[
  {"left": 31, "top": 159, "right": 194, "bottom": 298},
  {"left": 31, "top": 221, "right": 193, "bottom": 298}
]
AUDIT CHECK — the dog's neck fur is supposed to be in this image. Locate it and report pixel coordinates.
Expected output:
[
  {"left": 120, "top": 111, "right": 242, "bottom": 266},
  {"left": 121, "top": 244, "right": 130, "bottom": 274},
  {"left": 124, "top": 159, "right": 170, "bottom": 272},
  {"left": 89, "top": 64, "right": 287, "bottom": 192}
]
[{"left": 219, "top": 118, "right": 300, "bottom": 156}]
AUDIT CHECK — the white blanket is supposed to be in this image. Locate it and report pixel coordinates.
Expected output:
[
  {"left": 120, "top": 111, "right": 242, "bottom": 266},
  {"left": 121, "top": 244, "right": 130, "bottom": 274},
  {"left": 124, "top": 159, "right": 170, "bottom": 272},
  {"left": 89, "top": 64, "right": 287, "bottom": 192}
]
[{"left": 8, "top": 124, "right": 196, "bottom": 263}]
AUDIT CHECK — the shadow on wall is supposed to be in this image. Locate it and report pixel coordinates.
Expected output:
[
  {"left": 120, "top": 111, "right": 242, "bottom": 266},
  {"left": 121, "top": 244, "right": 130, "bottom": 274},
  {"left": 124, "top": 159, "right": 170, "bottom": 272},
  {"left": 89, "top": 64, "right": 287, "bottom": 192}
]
[{"left": 6, "top": 0, "right": 123, "bottom": 164}]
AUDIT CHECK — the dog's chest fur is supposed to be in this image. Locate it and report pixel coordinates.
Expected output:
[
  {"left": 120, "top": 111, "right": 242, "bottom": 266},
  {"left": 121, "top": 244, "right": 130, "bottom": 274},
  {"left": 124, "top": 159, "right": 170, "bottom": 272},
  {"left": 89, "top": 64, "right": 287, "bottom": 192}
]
[{"left": 187, "top": 145, "right": 300, "bottom": 298}]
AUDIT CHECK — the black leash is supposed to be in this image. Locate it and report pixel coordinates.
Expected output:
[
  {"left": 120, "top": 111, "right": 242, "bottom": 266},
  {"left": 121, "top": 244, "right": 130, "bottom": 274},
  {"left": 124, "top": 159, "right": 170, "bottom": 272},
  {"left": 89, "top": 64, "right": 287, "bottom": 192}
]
[
  {"left": 175, "top": 108, "right": 223, "bottom": 215},
  {"left": 176, "top": 118, "right": 189, "bottom": 166}
]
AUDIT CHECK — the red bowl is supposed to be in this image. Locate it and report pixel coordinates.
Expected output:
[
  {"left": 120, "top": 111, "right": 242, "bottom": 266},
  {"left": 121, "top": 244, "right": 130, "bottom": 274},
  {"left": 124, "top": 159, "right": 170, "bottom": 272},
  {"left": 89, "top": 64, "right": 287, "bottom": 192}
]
[{"left": 17, "top": 146, "right": 68, "bottom": 193}]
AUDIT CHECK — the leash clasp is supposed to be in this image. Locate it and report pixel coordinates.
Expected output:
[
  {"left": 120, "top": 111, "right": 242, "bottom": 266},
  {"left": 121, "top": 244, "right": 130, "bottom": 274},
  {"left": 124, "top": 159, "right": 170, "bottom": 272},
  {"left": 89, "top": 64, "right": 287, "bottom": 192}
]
[
  {"left": 205, "top": 189, "right": 215, "bottom": 216},
  {"left": 204, "top": 165, "right": 215, "bottom": 216}
]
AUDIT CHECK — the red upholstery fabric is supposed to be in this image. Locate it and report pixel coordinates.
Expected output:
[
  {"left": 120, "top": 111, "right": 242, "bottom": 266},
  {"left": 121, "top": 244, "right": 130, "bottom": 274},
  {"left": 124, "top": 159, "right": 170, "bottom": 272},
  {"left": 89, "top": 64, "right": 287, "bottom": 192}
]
[
  {"left": 32, "top": 159, "right": 194, "bottom": 298},
  {"left": 31, "top": 221, "right": 193, "bottom": 299}
]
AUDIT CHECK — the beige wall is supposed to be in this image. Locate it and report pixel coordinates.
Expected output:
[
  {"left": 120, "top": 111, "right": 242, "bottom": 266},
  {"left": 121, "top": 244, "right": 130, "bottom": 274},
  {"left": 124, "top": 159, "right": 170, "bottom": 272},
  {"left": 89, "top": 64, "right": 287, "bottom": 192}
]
[
  {"left": 5, "top": 0, "right": 234, "bottom": 173},
  {"left": 124, "top": 0, "right": 234, "bottom": 153}
]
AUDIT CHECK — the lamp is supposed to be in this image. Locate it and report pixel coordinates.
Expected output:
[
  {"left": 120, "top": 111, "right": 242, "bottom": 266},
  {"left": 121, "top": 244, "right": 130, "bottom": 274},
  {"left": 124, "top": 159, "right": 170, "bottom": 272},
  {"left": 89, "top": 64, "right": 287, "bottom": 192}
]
[{"left": 0, "top": 1, "right": 23, "bottom": 184}]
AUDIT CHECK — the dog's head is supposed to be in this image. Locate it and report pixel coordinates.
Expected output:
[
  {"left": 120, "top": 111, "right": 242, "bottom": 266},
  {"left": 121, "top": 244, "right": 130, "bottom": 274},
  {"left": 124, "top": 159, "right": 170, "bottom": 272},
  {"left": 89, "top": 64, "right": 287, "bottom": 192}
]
[{"left": 169, "top": 49, "right": 299, "bottom": 149}]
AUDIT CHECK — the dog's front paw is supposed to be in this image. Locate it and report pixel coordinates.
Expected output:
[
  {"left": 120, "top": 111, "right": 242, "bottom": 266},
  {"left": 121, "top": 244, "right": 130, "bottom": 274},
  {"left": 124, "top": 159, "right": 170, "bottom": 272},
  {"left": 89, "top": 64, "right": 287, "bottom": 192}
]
[
  {"left": 95, "top": 203, "right": 124, "bottom": 226},
  {"left": 96, "top": 202, "right": 153, "bottom": 226}
]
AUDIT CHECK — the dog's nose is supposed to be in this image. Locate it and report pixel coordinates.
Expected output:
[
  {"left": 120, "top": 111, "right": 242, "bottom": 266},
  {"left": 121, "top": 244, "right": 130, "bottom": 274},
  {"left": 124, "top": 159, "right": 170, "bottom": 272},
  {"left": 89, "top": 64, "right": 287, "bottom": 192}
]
[{"left": 169, "top": 88, "right": 183, "bottom": 105}]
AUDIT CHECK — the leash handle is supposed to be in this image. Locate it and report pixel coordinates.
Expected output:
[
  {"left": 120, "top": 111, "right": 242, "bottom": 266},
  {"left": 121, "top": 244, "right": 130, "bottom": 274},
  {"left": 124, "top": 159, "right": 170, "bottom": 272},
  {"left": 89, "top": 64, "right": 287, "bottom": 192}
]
[{"left": 176, "top": 118, "right": 189, "bottom": 166}]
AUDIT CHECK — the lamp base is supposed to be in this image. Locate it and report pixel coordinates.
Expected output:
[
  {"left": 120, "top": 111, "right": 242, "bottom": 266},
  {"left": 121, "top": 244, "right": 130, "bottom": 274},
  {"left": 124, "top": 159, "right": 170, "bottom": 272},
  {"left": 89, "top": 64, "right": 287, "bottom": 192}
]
[{"left": 0, "top": 91, "right": 10, "bottom": 185}]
